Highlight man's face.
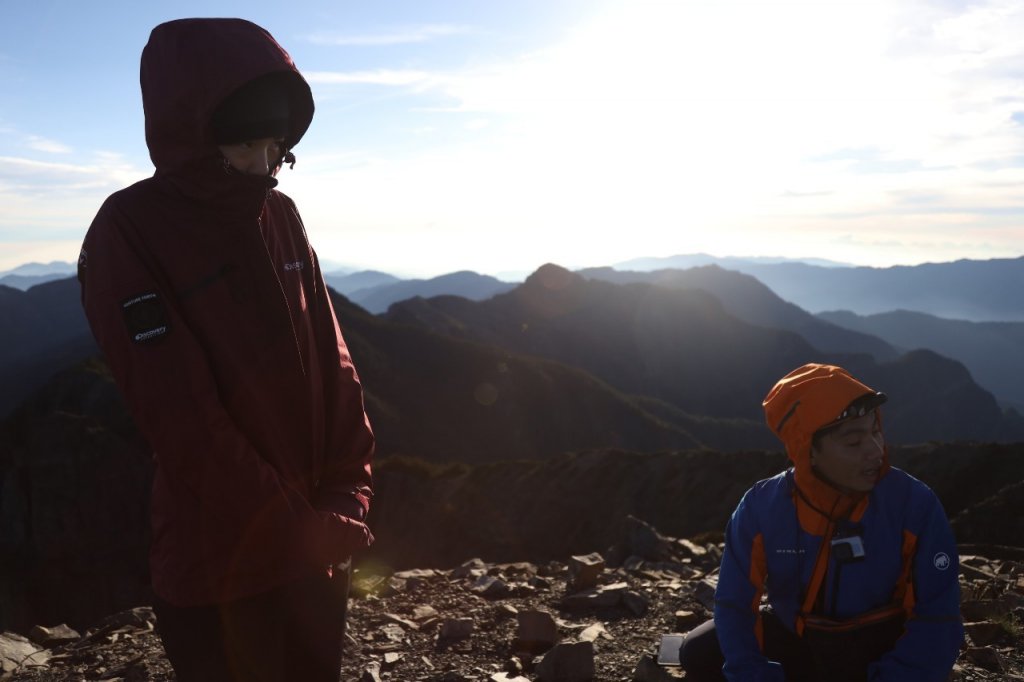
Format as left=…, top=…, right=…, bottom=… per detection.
left=811, top=411, right=885, bottom=493
left=218, top=137, right=284, bottom=176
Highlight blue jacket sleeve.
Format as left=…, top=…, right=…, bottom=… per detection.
left=715, top=486, right=786, bottom=682
left=868, top=487, right=964, bottom=681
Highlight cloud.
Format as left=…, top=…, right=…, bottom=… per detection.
left=0, top=155, right=97, bottom=180
left=306, top=24, right=472, bottom=47
left=285, top=0, right=1024, bottom=273
left=0, top=155, right=141, bottom=192
left=0, top=153, right=149, bottom=245
left=26, top=135, right=71, bottom=154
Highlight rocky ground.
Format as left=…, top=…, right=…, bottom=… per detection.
left=3, top=519, right=1023, bottom=681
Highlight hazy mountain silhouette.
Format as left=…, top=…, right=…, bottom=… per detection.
left=578, top=265, right=898, bottom=361
left=385, top=264, right=1024, bottom=444
left=3, top=265, right=1022, bottom=446
left=615, top=253, right=851, bottom=269
left=322, top=269, right=401, bottom=295
left=613, top=254, right=1024, bottom=322
left=346, top=270, right=517, bottom=314
left=0, top=261, right=77, bottom=291
left=0, top=273, right=75, bottom=290
left=819, top=309, right=1024, bottom=411
left=386, top=264, right=820, bottom=421
left=0, top=261, right=76, bottom=276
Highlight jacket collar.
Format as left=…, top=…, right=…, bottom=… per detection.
left=791, top=457, right=891, bottom=533
left=156, top=155, right=278, bottom=219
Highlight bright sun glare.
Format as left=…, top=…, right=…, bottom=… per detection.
left=294, top=0, right=1022, bottom=275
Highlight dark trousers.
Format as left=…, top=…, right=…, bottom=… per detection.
left=153, top=567, right=350, bottom=682
left=679, top=609, right=903, bottom=682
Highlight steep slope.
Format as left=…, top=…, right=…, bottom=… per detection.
left=580, top=265, right=898, bottom=360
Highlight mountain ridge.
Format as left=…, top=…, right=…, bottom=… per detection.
left=384, top=263, right=1024, bottom=444
left=818, top=308, right=1024, bottom=411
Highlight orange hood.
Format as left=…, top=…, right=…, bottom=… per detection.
left=763, top=363, right=889, bottom=526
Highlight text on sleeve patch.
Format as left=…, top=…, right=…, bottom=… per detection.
left=122, top=292, right=170, bottom=343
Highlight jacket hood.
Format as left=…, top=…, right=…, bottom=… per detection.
left=141, top=18, right=314, bottom=173
left=763, top=363, right=891, bottom=523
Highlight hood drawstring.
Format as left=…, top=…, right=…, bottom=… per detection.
left=283, top=150, right=296, bottom=170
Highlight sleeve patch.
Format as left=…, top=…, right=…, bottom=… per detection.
left=122, top=292, right=170, bottom=343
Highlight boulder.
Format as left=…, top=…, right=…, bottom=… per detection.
left=535, top=641, right=595, bottom=682
left=0, top=632, right=49, bottom=674
left=28, top=623, right=79, bottom=647
left=568, top=553, right=605, bottom=592
left=515, top=609, right=559, bottom=654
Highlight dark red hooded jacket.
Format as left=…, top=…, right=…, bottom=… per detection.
left=78, top=18, right=374, bottom=607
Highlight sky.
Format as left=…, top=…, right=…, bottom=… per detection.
left=1, top=0, right=1022, bottom=279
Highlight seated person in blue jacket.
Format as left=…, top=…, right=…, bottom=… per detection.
left=678, top=363, right=964, bottom=681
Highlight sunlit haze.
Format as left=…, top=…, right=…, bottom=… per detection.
left=2, top=0, right=1022, bottom=277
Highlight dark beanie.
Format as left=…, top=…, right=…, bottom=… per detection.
left=212, top=73, right=291, bottom=145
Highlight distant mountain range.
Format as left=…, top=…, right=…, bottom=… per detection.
left=3, top=254, right=1024, bottom=428
left=382, top=264, right=1024, bottom=445
left=324, top=254, right=1024, bottom=323
left=578, top=265, right=899, bottom=361
left=323, top=269, right=402, bottom=295
left=0, top=261, right=76, bottom=291
left=621, top=255, right=1024, bottom=322
left=818, top=309, right=1024, bottom=411
left=614, top=253, right=853, bottom=269
left=325, top=270, right=517, bottom=314
left=6, top=254, right=1024, bottom=321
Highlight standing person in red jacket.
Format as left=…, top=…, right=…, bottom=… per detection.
left=78, top=18, right=375, bottom=682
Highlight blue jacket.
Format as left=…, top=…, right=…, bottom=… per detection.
left=714, top=466, right=963, bottom=681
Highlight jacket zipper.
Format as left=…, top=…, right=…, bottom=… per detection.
left=258, top=213, right=307, bottom=377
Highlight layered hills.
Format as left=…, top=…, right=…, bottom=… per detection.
left=383, top=264, right=1024, bottom=445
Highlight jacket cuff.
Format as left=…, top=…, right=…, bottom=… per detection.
left=315, top=485, right=371, bottom=521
